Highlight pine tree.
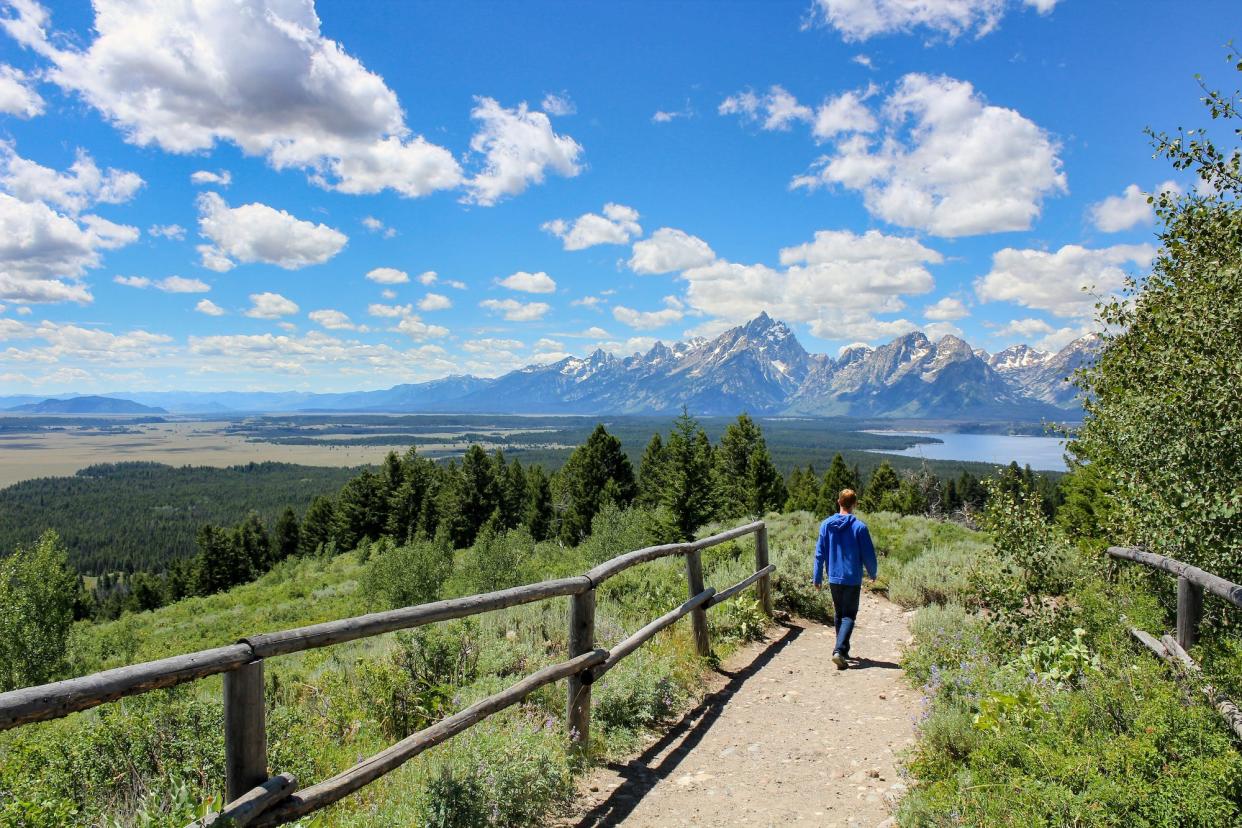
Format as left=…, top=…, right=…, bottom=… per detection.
left=524, top=464, right=555, bottom=541
left=744, top=444, right=786, bottom=518
left=715, top=413, right=785, bottom=518
left=388, top=451, right=435, bottom=542
left=233, top=511, right=272, bottom=573
left=381, top=450, right=404, bottom=499
left=817, top=453, right=859, bottom=515
left=861, top=461, right=900, bottom=512
left=659, top=410, right=719, bottom=540
left=558, top=424, right=636, bottom=543
left=274, top=507, right=300, bottom=562
left=300, top=495, right=338, bottom=555
left=194, top=524, right=250, bottom=595
left=336, top=471, right=389, bottom=550
left=499, top=455, right=528, bottom=530
left=784, top=464, right=820, bottom=512
left=449, top=446, right=501, bottom=548
left=637, top=433, right=668, bottom=509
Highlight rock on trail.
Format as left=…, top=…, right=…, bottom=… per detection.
left=565, top=590, right=917, bottom=827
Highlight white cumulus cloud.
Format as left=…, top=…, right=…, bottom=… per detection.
left=679, top=228, right=942, bottom=342
left=720, top=85, right=812, bottom=131
left=195, top=298, right=225, bottom=316
left=245, top=291, right=299, bottom=319
left=0, top=190, right=138, bottom=304
left=191, top=169, right=231, bottom=187
left=418, top=292, right=451, bottom=311
left=497, top=270, right=557, bottom=294
left=806, top=0, right=1061, bottom=42
left=612, top=298, right=685, bottom=330
left=196, top=192, right=347, bottom=271
left=542, top=202, right=641, bottom=250
left=975, top=243, right=1156, bottom=318
left=1088, top=181, right=1180, bottom=233
left=480, top=298, right=550, bottom=322
left=923, top=296, right=968, bottom=321
left=3, top=0, right=463, bottom=198
left=0, top=63, right=43, bottom=117
left=308, top=308, right=354, bottom=330
left=628, top=227, right=716, bottom=274
left=148, top=223, right=185, bottom=240
left=366, top=267, right=408, bottom=284
left=464, top=97, right=583, bottom=205
left=0, top=142, right=144, bottom=214
left=791, top=73, right=1066, bottom=237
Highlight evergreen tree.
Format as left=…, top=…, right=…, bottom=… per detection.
left=274, top=507, right=300, bottom=562
left=165, top=557, right=195, bottom=603
left=784, top=464, right=820, bottom=513
left=817, top=453, right=859, bottom=515
left=744, top=445, right=786, bottom=518
left=716, top=413, right=785, bottom=518
left=232, top=511, right=271, bottom=574
left=336, top=471, right=389, bottom=550
left=957, top=471, right=987, bottom=511
left=558, top=424, right=637, bottom=543
left=637, top=433, right=668, bottom=509
left=387, top=450, right=435, bottom=542
left=524, top=464, right=555, bottom=541
left=194, top=524, right=250, bottom=595
left=498, top=454, right=528, bottom=530
left=659, top=411, right=719, bottom=540
left=300, top=495, right=338, bottom=555
left=381, top=450, right=405, bottom=498
left=0, top=530, right=78, bottom=691
left=124, top=571, right=164, bottom=613
left=449, top=446, right=502, bottom=548
left=861, top=461, right=900, bottom=512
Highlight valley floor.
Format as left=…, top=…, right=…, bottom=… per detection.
left=564, top=592, right=917, bottom=827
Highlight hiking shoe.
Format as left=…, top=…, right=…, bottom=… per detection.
left=832, top=651, right=848, bottom=670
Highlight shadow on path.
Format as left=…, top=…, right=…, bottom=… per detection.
left=571, top=621, right=805, bottom=828
left=850, top=656, right=901, bottom=671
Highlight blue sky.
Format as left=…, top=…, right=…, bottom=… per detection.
left=0, top=0, right=1233, bottom=393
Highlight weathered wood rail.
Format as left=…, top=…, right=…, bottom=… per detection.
left=0, top=520, right=774, bottom=827
left=1109, top=545, right=1242, bottom=740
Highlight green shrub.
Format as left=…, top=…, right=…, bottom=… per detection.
left=363, top=537, right=453, bottom=610
left=886, top=540, right=988, bottom=608
left=416, top=716, right=573, bottom=827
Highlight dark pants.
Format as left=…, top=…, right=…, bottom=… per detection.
left=829, top=583, right=861, bottom=657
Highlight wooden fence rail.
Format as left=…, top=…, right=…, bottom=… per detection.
left=0, top=520, right=774, bottom=827
left=1109, top=545, right=1242, bottom=741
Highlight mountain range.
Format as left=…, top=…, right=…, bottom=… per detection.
left=0, top=314, right=1096, bottom=420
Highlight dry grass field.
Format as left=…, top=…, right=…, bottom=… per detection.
left=0, top=420, right=532, bottom=487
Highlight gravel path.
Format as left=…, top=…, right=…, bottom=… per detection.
left=565, top=590, right=917, bottom=827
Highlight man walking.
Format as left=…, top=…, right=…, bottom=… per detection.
left=813, top=488, right=877, bottom=669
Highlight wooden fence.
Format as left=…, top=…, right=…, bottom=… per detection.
left=1108, top=545, right=1242, bottom=739
left=0, top=521, right=774, bottom=827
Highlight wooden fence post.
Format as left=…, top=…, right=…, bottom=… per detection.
left=755, top=524, right=772, bottom=616
left=685, top=549, right=711, bottom=657
left=224, top=660, right=267, bottom=802
left=566, top=589, right=596, bottom=756
left=1177, top=575, right=1204, bottom=650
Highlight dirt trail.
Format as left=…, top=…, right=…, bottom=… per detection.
left=565, top=590, right=918, bottom=828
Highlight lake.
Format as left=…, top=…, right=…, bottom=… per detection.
left=865, top=430, right=1069, bottom=471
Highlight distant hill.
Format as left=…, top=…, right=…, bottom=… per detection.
left=6, top=395, right=168, bottom=414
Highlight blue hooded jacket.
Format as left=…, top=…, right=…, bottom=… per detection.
left=813, top=512, right=877, bottom=587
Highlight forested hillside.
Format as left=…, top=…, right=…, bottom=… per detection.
left=0, top=463, right=361, bottom=573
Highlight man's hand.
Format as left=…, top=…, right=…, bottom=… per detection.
left=813, top=582, right=823, bottom=591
